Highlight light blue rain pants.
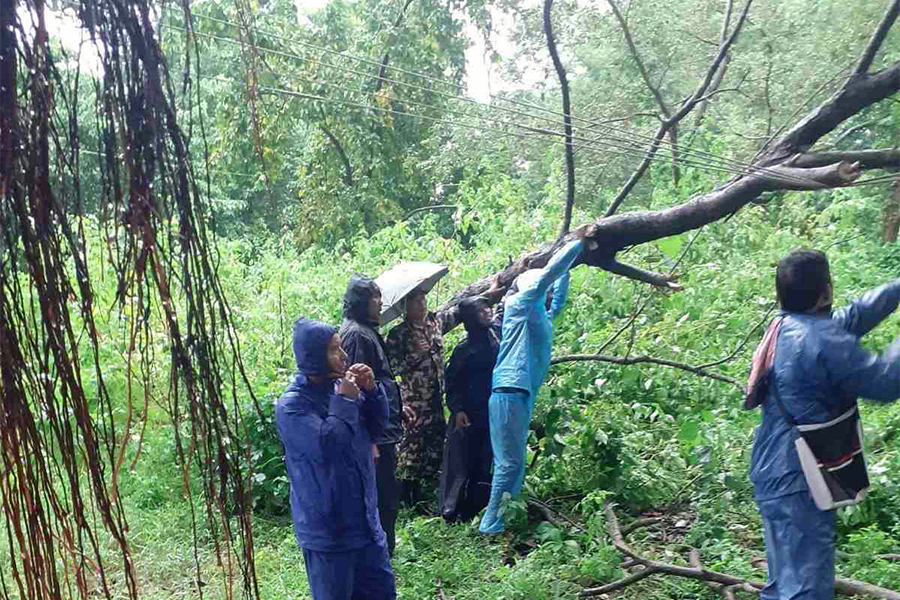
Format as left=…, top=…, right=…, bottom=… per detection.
left=757, top=491, right=835, bottom=600
left=479, top=389, right=532, bottom=534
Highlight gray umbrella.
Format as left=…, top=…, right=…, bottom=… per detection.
left=375, top=261, right=449, bottom=326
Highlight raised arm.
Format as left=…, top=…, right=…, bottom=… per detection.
left=435, top=306, right=461, bottom=336
left=548, top=271, right=570, bottom=319
left=515, top=240, right=583, bottom=309
left=832, top=279, right=900, bottom=337
left=824, top=331, right=900, bottom=403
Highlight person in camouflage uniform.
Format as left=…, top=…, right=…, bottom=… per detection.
left=386, top=280, right=502, bottom=509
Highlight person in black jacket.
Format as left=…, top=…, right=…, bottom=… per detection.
left=441, top=295, right=500, bottom=522
left=339, top=274, right=414, bottom=558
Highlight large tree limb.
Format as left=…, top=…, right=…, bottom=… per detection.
left=766, top=61, right=900, bottom=162
left=791, top=149, right=899, bottom=170
left=440, top=55, right=900, bottom=312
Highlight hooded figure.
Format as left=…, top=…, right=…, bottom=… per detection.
left=275, top=318, right=395, bottom=600
left=339, top=275, right=404, bottom=557
left=480, top=239, right=584, bottom=534
left=440, top=295, right=500, bottom=522
left=748, top=250, right=900, bottom=600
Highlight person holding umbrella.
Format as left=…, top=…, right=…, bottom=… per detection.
left=381, top=264, right=502, bottom=511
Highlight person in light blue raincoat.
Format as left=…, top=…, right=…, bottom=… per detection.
left=276, top=318, right=396, bottom=600
left=480, top=231, right=588, bottom=534
left=749, top=249, right=900, bottom=600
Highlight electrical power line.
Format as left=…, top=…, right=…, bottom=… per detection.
left=170, top=23, right=824, bottom=188
left=169, top=12, right=831, bottom=185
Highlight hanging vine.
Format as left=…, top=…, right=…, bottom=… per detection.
left=0, top=1, right=261, bottom=598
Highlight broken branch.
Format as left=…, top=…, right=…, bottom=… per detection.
left=551, top=353, right=743, bottom=390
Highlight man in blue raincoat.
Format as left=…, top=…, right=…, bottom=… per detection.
left=749, top=249, right=900, bottom=600
left=276, top=318, right=396, bottom=600
left=480, top=229, right=589, bottom=534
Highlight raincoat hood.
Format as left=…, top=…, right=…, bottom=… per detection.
left=459, top=296, right=490, bottom=336
left=514, top=269, right=543, bottom=293
left=292, top=318, right=337, bottom=377
left=343, top=274, right=380, bottom=327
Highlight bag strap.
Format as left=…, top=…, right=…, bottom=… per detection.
left=768, top=368, right=797, bottom=428
left=763, top=317, right=799, bottom=428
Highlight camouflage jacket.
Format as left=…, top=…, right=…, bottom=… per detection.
left=385, top=308, right=460, bottom=412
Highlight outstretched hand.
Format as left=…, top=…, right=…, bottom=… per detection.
left=487, top=274, right=504, bottom=299
left=573, top=223, right=599, bottom=250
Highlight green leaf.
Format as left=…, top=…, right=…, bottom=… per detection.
left=659, top=234, right=683, bottom=258
left=679, top=419, right=700, bottom=443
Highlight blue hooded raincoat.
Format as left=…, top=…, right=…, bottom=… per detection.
left=750, top=280, right=900, bottom=600
left=480, top=239, right=583, bottom=533
left=276, top=318, right=396, bottom=600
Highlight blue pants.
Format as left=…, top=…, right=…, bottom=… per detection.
left=480, top=390, right=532, bottom=534
left=302, top=542, right=396, bottom=600
left=757, top=491, right=835, bottom=600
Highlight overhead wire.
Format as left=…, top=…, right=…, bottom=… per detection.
left=172, top=12, right=828, bottom=186
left=168, top=21, right=827, bottom=188
left=197, top=66, right=817, bottom=189
left=187, top=13, right=870, bottom=189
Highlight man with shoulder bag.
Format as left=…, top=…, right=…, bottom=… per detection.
left=745, top=249, right=900, bottom=600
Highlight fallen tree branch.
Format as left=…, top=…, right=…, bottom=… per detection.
left=527, top=498, right=587, bottom=533
left=584, top=502, right=900, bottom=600
left=751, top=160, right=862, bottom=190
left=592, top=257, right=682, bottom=290
left=620, top=516, right=665, bottom=536
left=550, top=353, right=743, bottom=389
left=579, top=565, right=658, bottom=597
left=439, top=57, right=900, bottom=311
left=587, top=502, right=766, bottom=594
left=791, top=149, right=900, bottom=170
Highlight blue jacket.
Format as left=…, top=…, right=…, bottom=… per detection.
left=276, top=318, right=389, bottom=552
left=491, top=240, right=583, bottom=398
left=750, top=280, right=900, bottom=500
